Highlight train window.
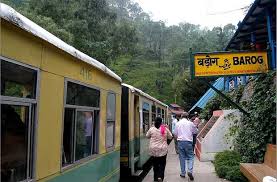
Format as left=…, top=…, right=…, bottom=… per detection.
left=152, top=105, right=156, bottom=122
left=63, top=81, right=100, bottom=167
left=157, top=107, right=161, bottom=117
left=1, top=59, right=37, bottom=99
left=66, top=82, right=100, bottom=108
left=162, top=109, right=165, bottom=121
left=1, top=58, right=37, bottom=182
left=142, top=102, right=150, bottom=133
left=106, top=93, right=116, bottom=149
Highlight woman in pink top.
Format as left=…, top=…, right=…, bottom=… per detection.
left=146, top=117, right=173, bottom=182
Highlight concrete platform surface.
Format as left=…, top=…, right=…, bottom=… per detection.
left=143, top=142, right=228, bottom=182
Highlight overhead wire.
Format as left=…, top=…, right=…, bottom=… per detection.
left=207, top=5, right=250, bottom=15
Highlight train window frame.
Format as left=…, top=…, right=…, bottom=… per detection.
left=157, top=107, right=161, bottom=117
left=66, top=81, right=100, bottom=108
left=61, top=78, right=100, bottom=171
left=105, top=92, right=116, bottom=151
left=1, top=56, right=39, bottom=182
left=162, top=109, right=165, bottom=121
left=142, top=102, right=150, bottom=134
left=151, top=105, right=156, bottom=123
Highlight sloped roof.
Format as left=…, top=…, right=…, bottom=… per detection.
left=225, top=0, right=276, bottom=50
left=0, top=3, right=122, bottom=82
left=189, top=77, right=225, bottom=112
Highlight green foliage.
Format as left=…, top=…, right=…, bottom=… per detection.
left=4, top=82, right=23, bottom=97
left=3, top=0, right=236, bottom=105
left=229, top=85, right=245, bottom=103
left=199, top=93, right=231, bottom=121
left=111, top=55, right=176, bottom=103
left=235, top=72, right=276, bottom=163
left=214, top=151, right=247, bottom=182
left=199, top=83, right=245, bottom=121
left=172, top=72, right=215, bottom=111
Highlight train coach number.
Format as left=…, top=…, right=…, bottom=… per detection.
left=80, top=67, right=92, bottom=80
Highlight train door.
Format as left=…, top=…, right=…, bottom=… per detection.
left=134, top=95, right=140, bottom=157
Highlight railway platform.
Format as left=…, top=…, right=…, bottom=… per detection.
left=143, top=142, right=228, bottom=182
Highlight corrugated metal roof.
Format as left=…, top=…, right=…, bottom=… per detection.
left=0, top=3, right=122, bottom=82
left=225, top=0, right=276, bottom=50
left=189, top=77, right=225, bottom=112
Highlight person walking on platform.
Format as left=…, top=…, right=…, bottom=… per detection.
left=146, top=117, right=173, bottom=182
left=171, top=115, right=179, bottom=154
left=174, top=112, right=197, bottom=181
left=192, top=113, right=200, bottom=153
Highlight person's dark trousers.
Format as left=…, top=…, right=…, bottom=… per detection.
left=152, top=155, right=167, bottom=181
left=192, top=134, right=197, bottom=152
left=174, top=138, right=179, bottom=154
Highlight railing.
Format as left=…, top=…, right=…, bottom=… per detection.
left=197, top=116, right=220, bottom=141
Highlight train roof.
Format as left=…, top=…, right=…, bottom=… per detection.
left=0, top=3, right=122, bottom=82
left=122, top=83, right=168, bottom=108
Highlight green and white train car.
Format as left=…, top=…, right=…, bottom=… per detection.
left=120, top=84, right=168, bottom=177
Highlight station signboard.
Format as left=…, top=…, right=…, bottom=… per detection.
left=192, top=51, right=269, bottom=77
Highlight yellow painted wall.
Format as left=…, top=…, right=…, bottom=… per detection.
left=1, top=20, right=122, bottom=180
left=40, top=44, right=121, bottom=94
left=1, top=21, right=43, bottom=67
left=127, top=93, right=168, bottom=140
left=99, top=91, right=121, bottom=152
left=36, top=71, right=64, bottom=179
left=99, top=91, right=107, bottom=154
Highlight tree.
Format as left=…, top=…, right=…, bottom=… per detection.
left=2, top=0, right=237, bottom=105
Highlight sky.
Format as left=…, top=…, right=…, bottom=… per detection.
left=133, top=0, right=254, bottom=29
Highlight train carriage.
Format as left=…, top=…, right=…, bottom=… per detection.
left=1, top=3, right=121, bottom=182
left=120, top=84, right=168, bottom=177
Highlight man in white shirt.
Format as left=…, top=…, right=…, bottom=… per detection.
left=174, top=112, right=197, bottom=181
left=171, top=115, right=179, bottom=154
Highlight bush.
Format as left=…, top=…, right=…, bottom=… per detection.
left=214, top=151, right=247, bottom=182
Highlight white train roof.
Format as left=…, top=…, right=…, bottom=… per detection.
left=0, top=3, right=122, bottom=82
left=122, top=83, right=168, bottom=108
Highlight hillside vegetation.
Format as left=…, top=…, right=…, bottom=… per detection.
left=3, top=0, right=236, bottom=108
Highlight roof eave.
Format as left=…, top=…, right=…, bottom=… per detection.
left=225, top=0, right=262, bottom=50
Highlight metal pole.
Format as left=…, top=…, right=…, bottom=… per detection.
left=201, top=79, right=249, bottom=116
left=225, top=77, right=230, bottom=92
left=189, top=48, right=194, bottom=80
left=266, top=8, right=276, bottom=70
left=234, top=77, right=238, bottom=88
left=242, top=76, right=247, bottom=85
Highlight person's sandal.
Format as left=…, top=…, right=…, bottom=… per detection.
left=180, top=174, right=186, bottom=178
left=157, top=177, right=162, bottom=182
